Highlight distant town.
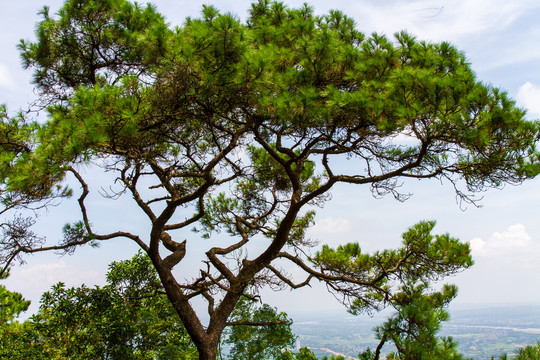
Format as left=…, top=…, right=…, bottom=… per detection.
left=291, top=305, right=540, bottom=359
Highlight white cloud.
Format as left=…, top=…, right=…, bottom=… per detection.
left=311, top=217, right=351, bottom=234
left=517, top=82, right=540, bottom=118
left=460, top=224, right=540, bottom=303
left=0, top=63, right=15, bottom=90
left=3, top=259, right=104, bottom=319
left=5, top=260, right=102, bottom=296
left=348, top=0, right=536, bottom=43
left=469, top=224, right=537, bottom=261
left=469, top=237, right=488, bottom=254
left=22, top=260, right=69, bottom=278
left=16, top=260, right=101, bottom=287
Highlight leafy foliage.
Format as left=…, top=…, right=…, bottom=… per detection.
left=366, top=284, right=469, bottom=360
left=18, top=0, right=168, bottom=98
left=321, top=356, right=346, bottom=360
left=224, top=295, right=296, bottom=360
left=0, top=269, right=38, bottom=359
left=1, top=0, right=538, bottom=358
left=499, top=342, right=540, bottom=360
left=0, top=269, right=30, bottom=325
left=310, top=221, right=472, bottom=315
left=0, top=253, right=305, bottom=359
left=3, top=252, right=197, bottom=360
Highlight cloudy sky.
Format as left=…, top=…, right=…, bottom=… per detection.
left=1, top=0, right=540, bottom=319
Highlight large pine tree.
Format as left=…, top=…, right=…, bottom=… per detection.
left=1, top=1, right=538, bottom=358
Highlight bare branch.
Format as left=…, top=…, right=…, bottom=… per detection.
left=119, top=162, right=157, bottom=222
left=68, top=167, right=148, bottom=250
left=266, top=264, right=312, bottom=289
left=164, top=196, right=205, bottom=231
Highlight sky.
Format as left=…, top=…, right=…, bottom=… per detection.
left=1, top=0, right=540, bottom=320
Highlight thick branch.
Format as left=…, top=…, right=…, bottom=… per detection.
left=374, top=332, right=388, bottom=360
left=162, top=237, right=186, bottom=270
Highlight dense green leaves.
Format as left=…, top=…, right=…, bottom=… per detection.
left=27, top=252, right=196, bottom=360
left=7, top=0, right=538, bottom=207
left=224, top=296, right=296, bottom=360
left=14, top=0, right=537, bottom=177
left=312, top=221, right=472, bottom=314
left=0, top=252, right=197, bottom=359
left=499, top=342, right=540, bottom=360
left=19, top=0, right=168, bottom=96
left=0, top=269, right=30, bottom=325
left=0, top=270, right=39, bottom=359
left=2, top=0, right=539, bottom=358
left=0, top=253, right=309, bottom=359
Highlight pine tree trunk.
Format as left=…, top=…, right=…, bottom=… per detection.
left=195, top=335, right=219, bottom=360
left=197, top=348, right=217, bottom=360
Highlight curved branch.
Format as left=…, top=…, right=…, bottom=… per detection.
left=206, top=218, right=249, bottom=282
left=374, top=332, right=388, bottom=360
left=164, top=196, right=205, bottom=231
left=68, top=167, right=148, bottom=250
left=266, top=264, right=312, bottom=289
left=276, top=252, right=385, bottom=290
left=119, top=162, right=157, bottom=222
left=162, top=237, right=186, bottom=270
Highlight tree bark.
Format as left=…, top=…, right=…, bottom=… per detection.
left=196, top=338, right=219, bottom=360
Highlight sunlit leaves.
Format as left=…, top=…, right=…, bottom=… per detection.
left=224, top=295, right=296, bottom=360
left=371, top=283, right=468, bottom=360
left=28, top=252, right=197, bottom=359
left=19, top=0, right=169, bottom=97
left=0, top=269, right=30, bottom=325
left=312, top=221, right=472, bottom=314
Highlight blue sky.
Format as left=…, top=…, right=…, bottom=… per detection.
left=1, top=0, right=540, bottom=318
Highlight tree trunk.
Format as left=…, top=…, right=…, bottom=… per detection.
left=196, top=339, right=219, bottom=360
